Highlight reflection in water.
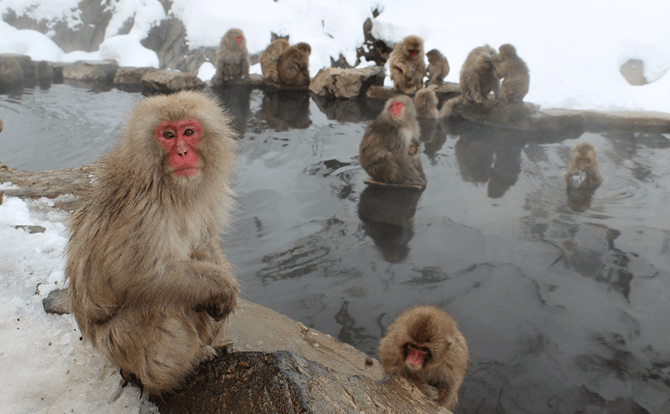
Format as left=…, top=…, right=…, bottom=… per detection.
left=418, top=117, right=449, bottom=164
left=358, top=185, right=423, bottom=263
left=256, top=89, right=311, bottom=131
left=211, top=84, right=251, bottom=136
left=311, top=95, right=380, bottom=123
left=566, top=186, right=598, bottom=212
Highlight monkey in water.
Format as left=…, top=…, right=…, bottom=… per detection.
left=389, top=35, right=426, bottom=95
left=425, top=49, right=449, bottom=87
left=65, top=91, right=240, bottom=395
left=459, top=44, right=500, bottom=105
left=261, top=38, right=290, bottom=84
left=212, top=28, right=250, bottom=85
left=359, top=95, right=427, bottom=188
left=379, top=305, right=470, bottom=410
left=492, top=44, right=530, bottom=103
left=565, top=142, right=603, bottom=190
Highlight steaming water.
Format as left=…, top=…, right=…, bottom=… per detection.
left=1, top=84, right=669, bottom=414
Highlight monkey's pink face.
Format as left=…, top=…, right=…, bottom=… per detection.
left=155, top=119, right=202, bottom=178
left=389, top=101, right=404, bottom=119
left=236, top=35, right=242, bottom=47
left=410, top=50, right=418, bottom=58
left=405, top=343, right=429, bottom=371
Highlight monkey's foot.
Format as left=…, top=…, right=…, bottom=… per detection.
left=120, top=368, right=145, bottom=396
left=364, top=179, right=425, bottom=191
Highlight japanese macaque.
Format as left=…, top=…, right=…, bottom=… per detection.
left=359, top=95, right=426, bottom=187
left=389, top=35, right=426, bottom=94
left=277, top=42, right=312, bottom=88
left=65, top=91, right=240, bottom=395
left=459, top=45, right=500, bottom=105
left=414, top=88, right=440, bottom=119
left=212, top=28, right=250, bottom=85
left=261, top=38, right=290, bottom=84
left=492, top=44, right=530, bottom=103
left=379, top=306, right=469, bottom=410
left=565, top=142, right=603, bottom=190
left=425, top=49, right=449, bottom=86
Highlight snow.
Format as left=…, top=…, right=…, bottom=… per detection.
left=0, top=0, right=668, bottom=111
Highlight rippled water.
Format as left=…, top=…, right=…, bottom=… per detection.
left=2, top=84, right=669, bottom=414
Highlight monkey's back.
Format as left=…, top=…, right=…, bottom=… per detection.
left=261, top=39, right=290, bottom=83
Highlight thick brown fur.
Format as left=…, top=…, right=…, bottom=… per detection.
left=459, top=45, right=500, bottom=105
left=260, top=38, right=290, bottom=84
left=565, top=142, right=603, bottom=189
left=425, top=49, right=449, bottom=86
left=379, top=305, right=469, bottom=410
left=414, top=88, right=440, bottom=118
left=359, top=95, right=426, bottom=187
left=389, top=35, right=426, bottom=94
left=492, top=44, right=530, bottom=103
left=65, top=91, right=240, bottom=395
left=277, top=42, right=311, bottom=88
left=212, top=28, right=250, bottom=85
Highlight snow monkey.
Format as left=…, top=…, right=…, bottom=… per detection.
left=359, top=95, right=426, bottom=187
left=565, top=142, right=603, bottom=190
left=379, top=305, right=470, bottom=410
left=414, top=87, right=440, bottom=119
left=277, top=42, right=312, bottom=88
left=425, top=49, right=450, bottom=86
left=492, top=43, right=530, bottom=103
left=260, top=38, right=290, bottom=84
left=212, top=28, right=250, bottom=85
left=65, top=90, right=240, bottom=395
left=389, top=35, right=426, bottom=94
left=459, top=44, right=500, bottom=105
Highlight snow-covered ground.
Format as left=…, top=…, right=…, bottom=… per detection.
left=1, top=1, right=669, bottom=412
left=1, top=0, right=669, bottom=112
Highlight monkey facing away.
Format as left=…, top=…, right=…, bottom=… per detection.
left=261, top=38, right=290, bottom=84
left=277, top=42, right=312, bottom=88
left=389, top=35, right=426, bottom=94
left=379, top=305, right=470, bottom=410
left=212, top=28, right=250, bottom=85
left=565, top=142, right=603, bottom=190
left=493, top=44, right=530, bottom=103
left=414, top=87, right=440, bottom=119
left=425, top=49, right=449, bottom=87
left=459, top=45, right=500, bottom=105
left=65, top=90, right=240, bottom=395
left=359, top=95, right=426, bottom=188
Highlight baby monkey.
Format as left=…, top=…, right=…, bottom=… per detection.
left=379, top=305, right=469, bottom=410
left=565, top=142, right=603, bottom=190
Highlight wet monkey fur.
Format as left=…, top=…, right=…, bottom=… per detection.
left=65, top=91, right=240, bottom=395
left=379, top=306, right=470, bottom=410
left=565, top=142, right=603, bottom=189
left=359, top=95, right=426, bottom=187
left=212, top=28, right=250, bottom=84
left=389, top=35, right=426, bottom=94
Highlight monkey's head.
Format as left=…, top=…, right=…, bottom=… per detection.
left=403, top=35, right=424, bottom=59
left=226, top=28, right=246, bottom=48
left=384, top=95, right=417, bottom=124
left=295, top=42, right=312, bottom=55
left=572, top=143, right=598, bottom=170
left=426, top=49, right=440, bottom=64
left=401, top=306, right=454, bottom=372
left=499, top=43, right=517, bottom=58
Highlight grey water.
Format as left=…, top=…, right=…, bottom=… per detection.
left=1, top=84, right=670, bottom=414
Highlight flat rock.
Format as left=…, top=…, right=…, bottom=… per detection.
left=365, top=83, right=460, bottom=102
left=42, top=288, right=69, bottom=315
left=309, top=66, right=385, bottom=99
left=141, top=69, right=205, bottom=94
left=113, top=66, right=158, bottom=86
left=210, top=73, right=265, bottom=88
left=62, top=60, right=118, bottom=83
left=542, top=108, right=670, bottom=133
left=152, top=351, right=452, bottom=414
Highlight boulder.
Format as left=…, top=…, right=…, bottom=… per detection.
left=309, top=66, right=385, bottom=99
left=141, top=69, right=205, bottom=94
left=113, top=67, right=158, bottom=91
left=62, top=60, right=119, bottom=83
left=0, top=54, right=25, bottom=89
left=620, top=59, right=646, bottom=86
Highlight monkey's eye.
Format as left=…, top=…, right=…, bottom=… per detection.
left=163, top=131, right=175, bottom=139
left=184, top=128, right=194, bottom=136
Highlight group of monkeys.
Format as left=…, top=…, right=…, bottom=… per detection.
left=60, top=28, right=604, bottom=412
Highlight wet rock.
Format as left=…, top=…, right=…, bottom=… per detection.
left=113, top=67, right=158, bottom=91
left=152, top=351, right=452, bottom=414
left=619, top=59, right=646, bottom=86
left=366, top=83, right=460, bottom=104
left=42, top=289, right=69, bottom=315
left=542, top=108, right=670, bottom=133
left=15, top=225, right=46, bottom=234
left=309, top=66, right=386, bottom=99
left=35, top=61, right=54, bottom=83
left=62, top=60, right=119, bottom=83
left=141, top=69, right=205, bottom=94
left=0, top=54, right=25, bottom=89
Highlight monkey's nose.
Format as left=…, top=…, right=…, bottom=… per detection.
left=176, top=141, right=189, bottom=156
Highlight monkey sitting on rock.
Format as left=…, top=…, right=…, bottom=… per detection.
left=212, top=28, right=250, bottom=85
left=261, top=39, right=312, bottom=89
left=492, top=43, right=530, bottom=104
left=359, top=95, right=426, bottom=189
left=389, top=35, right=426, bottom=95
left=459, top=44, right=500, bottom=105
left=425, top=49, right=450, bottom=87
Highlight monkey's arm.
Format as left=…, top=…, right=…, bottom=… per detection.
left=393, top=62, right=411, bottom=78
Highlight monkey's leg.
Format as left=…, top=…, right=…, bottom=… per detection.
left=98, top=309, right=217, bottom=395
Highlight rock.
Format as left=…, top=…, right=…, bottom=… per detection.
left=0, top=118, right=3, bottom=133
left=152, top=351, right=452, bottom=414
left=42, top=289, right=69, bottom=316
left=356, top=17, right=393, bottom=66
left=3, top=54, right=36, bottom=81
left=365, top=83, right=460, bottom=103
left=35, top=61, right=54, bottom=82
left=15, top=225, right=46, bottom=234
left=141, top=69, right=205, bottom=94
left=620, top=59, right=646, bottom=86
left=210, top=73, right=265, bottom=88
left=113, top=67, right=158, bottom=91
left=62, top=60, right=119, bottom=83
left=542, top=108, right=670, bottom=133
left=0, top=54, right=25, bottom=90
left=309, top=66, right=386, bottom=99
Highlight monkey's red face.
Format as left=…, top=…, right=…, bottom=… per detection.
left=410, top=50, right=418, bottom=58
left=389, top=101, right=404, bottom=119
left=236, top=35, right=242, bottom=47
left=155, top=119, right=202, bottom=178
left=405, top=343, right=429, bottom=370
